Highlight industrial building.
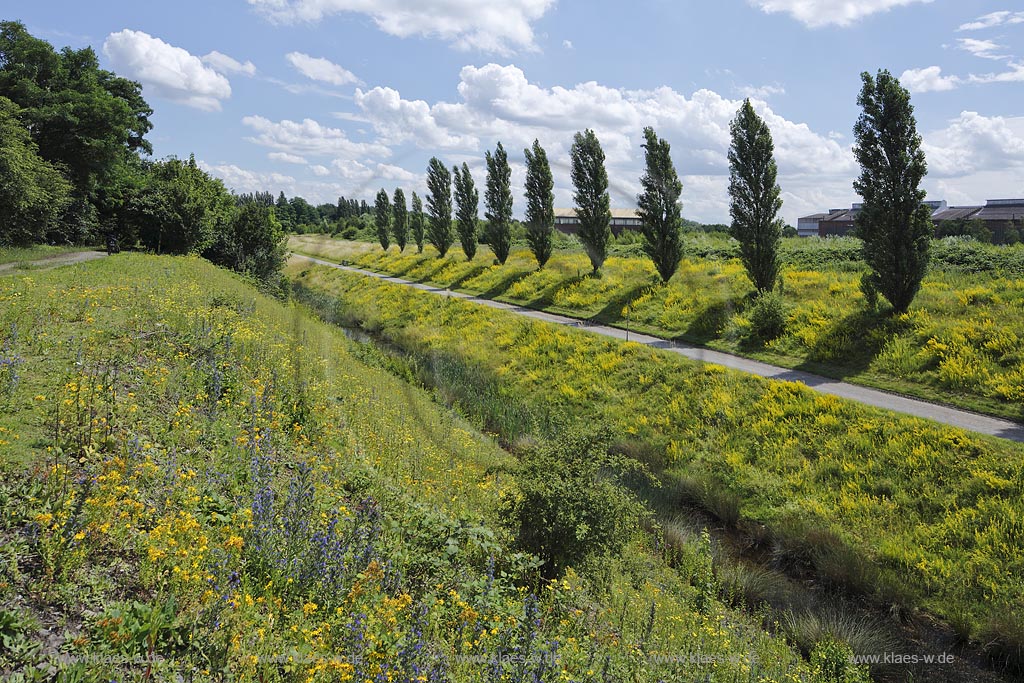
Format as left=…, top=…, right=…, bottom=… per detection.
left=554, top=208, right=644, bottom=236
left=797, top=198, right=1024, bottom=242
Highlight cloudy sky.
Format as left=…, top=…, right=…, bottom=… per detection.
left=9, top=0, right=1024, bottom=224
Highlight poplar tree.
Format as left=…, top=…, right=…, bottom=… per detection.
left=426, top=157, right=454, bottom=257
left=524, top=139, right=555, bottom=268
left=853, top=69, right=932, bottom=314
left=728, top=99, right=784, bottom=294
left=636, top=127, right=684, bottom=283
left=570, top=129, right=611, bottom=273
left=485, top=142, right=513, bottom=265
left=374, top=188, right=391, bottom=251
left=392, top=187, right=408, bottom=252
left=453, top=162, right=479, bottom=261
left=411, top=191, right=425, bottom=253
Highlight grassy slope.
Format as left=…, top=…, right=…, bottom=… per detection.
left=0, top=255, right=832, bottom=682
left=289, top=235, right=1024, bottom=423
left=287, top=259, right=1024, bottom=657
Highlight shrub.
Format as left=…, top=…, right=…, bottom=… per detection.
left=809, top=636, right=872, bottom=683
left=749, top=291, right=787, bottom=342
left=504, top=428, right=649, bottom=578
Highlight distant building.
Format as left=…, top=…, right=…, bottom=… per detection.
left=798, top=209, right=844, bottom=237
left=554, top=208, right=643, bottom=236
left=797, top=198, right=1023, bottom=242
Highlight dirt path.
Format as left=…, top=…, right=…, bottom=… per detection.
left=0, top=250, right=107, bottom=274
left=292, top=253, right=1024, bottom=443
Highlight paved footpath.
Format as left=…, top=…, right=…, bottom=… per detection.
left=292, top=253, right=1024, bottom=443
left=0, top=250, right=107, bottom=274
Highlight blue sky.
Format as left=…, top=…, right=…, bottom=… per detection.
left=7, top=0, right=1024, bottom=224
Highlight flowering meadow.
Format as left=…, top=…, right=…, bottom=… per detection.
left=0, top=254, right=854, bottom=681
left=289, top=235, right=1024, bottom=422
left=287, top=258, right=1024, bottom=670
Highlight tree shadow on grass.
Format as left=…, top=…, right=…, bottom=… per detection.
left=590, top=280, right=659, bottom=325
left=522, top=274, right=588, bottom=309
left=478, top=269, right=533, bottom=299
left=448, top=263, right=489, bottom=290
left=793, top=307, right=907, bottom=379
left=682, top=297, right=747, bottom=344
left=390, top=254, right=434, bottom=278
left=413, top=258, right=458, bottom=285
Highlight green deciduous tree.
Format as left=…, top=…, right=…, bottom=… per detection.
left=374, top=188, right=391, bottom=251
left=426, top=158, right=453, bottom=257
left=853, top=69, right=933, bottom=314
left=135, top=155, right=234, bottom=255
left=411, top=191, right=425, bottom=253
left=0, top=96, right=73, bottom=247
left=728, top=99, right=784, bottom=294
left=484, top=142, right=513, bottom=265
left=636, top=127, right=684, bottom=283
left=392, top=187, right=408, bottom=252
left=204, top=200, right=287, bottom=288
left=523, top=139, right=555, bottom=268
left=453, top=162, right=479, bottom=261
left=570, top=129, right=611, bottom=273
left=0, top=21, right=153, bottom=243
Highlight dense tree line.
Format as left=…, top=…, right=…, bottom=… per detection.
left=0, top=22, right=288, bottom=291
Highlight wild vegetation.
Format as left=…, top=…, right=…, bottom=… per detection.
left=287, top=258, right=1024, bottom=673
left=0, top=254, right=862, bottom=681
left=291, top=234, right=1024, bottom=422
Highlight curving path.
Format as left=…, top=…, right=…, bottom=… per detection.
left=292, top=253, right=1024, bottom=443
left=0, top=250, right=107, bottom=275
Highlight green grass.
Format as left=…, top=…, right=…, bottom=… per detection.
left=287, top=258, right=1024, bottom=671
left=290, top=234, right=1024, bottom=422
left=0, top=254, right=840, bottom=681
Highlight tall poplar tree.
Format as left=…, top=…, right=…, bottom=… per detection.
left=485, top=142, right=513, bottom=265
left=570, top=129, right=611, bottom=273
left=374, top=188, right=391, bottom=251
left=411, top=191, right=425, bottom=253
left=853, top=69, right=932, bottom=314
left=524, top=139, right=555, bottom=268
left=453, top=162, right=479, bottom=261
left=636, top=127, right=684, bottom=283
left=392, top=187, right=408, bottom=252
left=425, top=157, right=453, bottom=257
left=728, top=99, right=784, bottom=294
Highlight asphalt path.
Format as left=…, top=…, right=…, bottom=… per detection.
left=292, top=252, right=1024, bottom=443
left=0, top=250, right=107, bottom=274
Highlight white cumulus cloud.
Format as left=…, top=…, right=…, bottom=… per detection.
left=198, top=161, right=297, bottom=194
left=900, top=66, right=962, bottom=92
left=242, top=115, right=390, bottom=159
left=248, top=0, right=555, bottom=53
left=202, top=50, right=257, bottom=76
left=922, top=112, right=1024, bottom=178
left=749, top=0, right=932, bottom=28
left=103, top=30, right=231, bottom=111
left=286, top=52, right=362, bottom=86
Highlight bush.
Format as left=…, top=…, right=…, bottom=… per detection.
left=749, top=291, right=787, bottom=342
left=503, top=428, right=649, bottom=578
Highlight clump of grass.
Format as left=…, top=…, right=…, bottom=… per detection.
left=783, top=603, right=895, bottom=661
left=716, top=560, right=793, bottom=609
left=980, top=603, right=1024, bottom=675
left=674, top=473, right=742, bottom=528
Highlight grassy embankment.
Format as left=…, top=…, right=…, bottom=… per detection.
left=288, top=258, right=1024, bottom=671
left=289, top=234, right=1024, bottom=423
left=0, top=254, right=849, bottom=681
